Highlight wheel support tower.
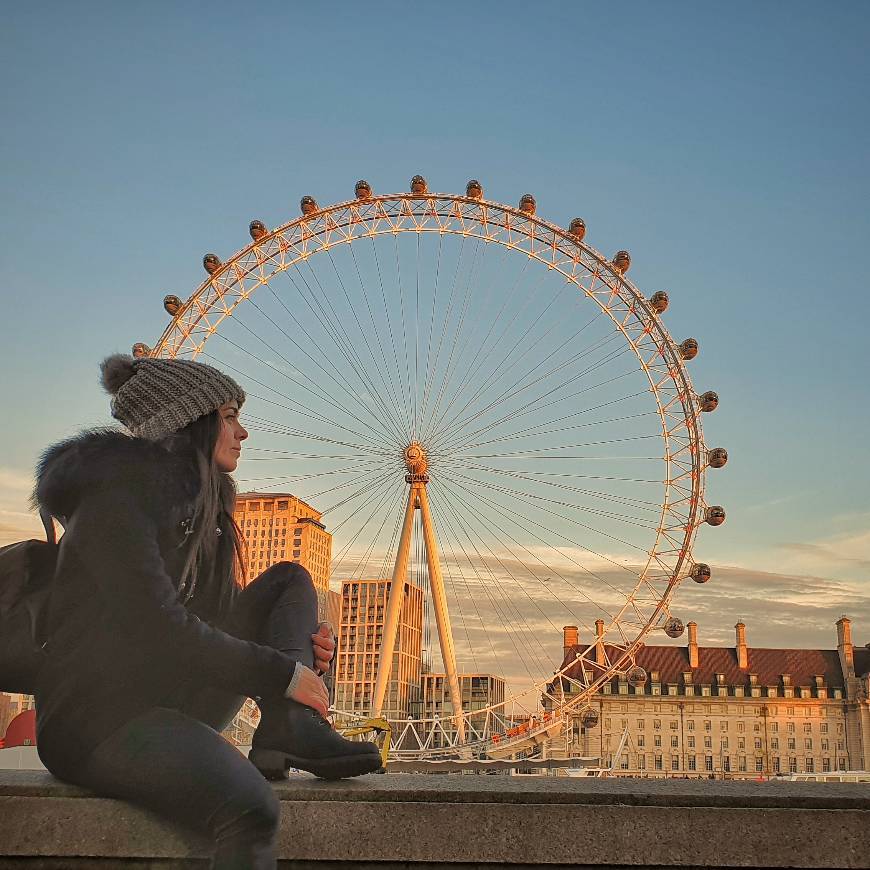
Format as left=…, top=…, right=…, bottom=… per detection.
left=371, top=443, right=466, bottom=743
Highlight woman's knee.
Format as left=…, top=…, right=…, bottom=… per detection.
left=267, top=562, right=317, bottom=607
left=268, top=560, right=314, bottom=589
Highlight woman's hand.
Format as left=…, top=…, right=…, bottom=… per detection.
left=287, top=664, right=329, bottom=717
left=311, top=622, right=336, bottom=675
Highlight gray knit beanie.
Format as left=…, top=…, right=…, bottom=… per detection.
left=99, top=354, right=245, bottom=440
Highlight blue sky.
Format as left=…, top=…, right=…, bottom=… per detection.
left=1, top=1, right=868, bottom=654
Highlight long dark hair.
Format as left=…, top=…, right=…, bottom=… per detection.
left=163, top=410, right=244, bottom=621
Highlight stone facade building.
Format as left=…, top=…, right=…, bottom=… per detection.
left=543, top=617, right=869, bottom=778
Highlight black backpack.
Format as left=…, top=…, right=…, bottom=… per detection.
left=0, top=511, right=58, bottom=694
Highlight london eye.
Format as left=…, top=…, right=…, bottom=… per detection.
left=142, top=176, right=726, bottom=759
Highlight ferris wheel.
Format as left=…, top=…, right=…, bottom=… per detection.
left=141, top=176, right=726, bottom=759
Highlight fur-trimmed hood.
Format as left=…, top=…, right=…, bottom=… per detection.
left=33, top=428, right=200, bottom=524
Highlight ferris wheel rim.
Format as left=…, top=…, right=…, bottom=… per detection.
left=148, top=188, right=716, bottom=754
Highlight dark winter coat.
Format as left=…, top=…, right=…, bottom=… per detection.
left=33, top=429, right=296, bottom=778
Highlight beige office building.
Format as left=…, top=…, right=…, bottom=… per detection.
left=334, top=578, right=424, bottom=720
left=233, top=492, right=332, bottom=620
left=541, top=617, right=870, bottom=778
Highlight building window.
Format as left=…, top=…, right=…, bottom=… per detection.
left=738, top=756, right=747, bottom=772
left=722, top=756, right=730, bottom=772
left=688, top=756, right=697, bottom=771
left=721, top=737, right=729, bottom=749
left=788, top=738, right=796, bottom=750
left=754, top=738, right=762, bottom=750
left=756, top=758, right=764, bottom=773
left=687, top=736, right=696, bottom=748
left=805, top=739, right=813, bottom=750
left=654, top=719, right=661, bottom=730
left=704, top=736, right=712, bottom=749
left=821, top=739, right=829, bottom=751
left=787, top=722, right=795, bottom=733
left=654, top=735, right=662, bottom=748
left=671, top=755, right=679, bottom=771
left=771, top=738, right=779, bottom=750
left=638, top=755, right=646, bottom=770
left=773, top=757, right=780, bottom=773
left=806, top=758, right=814, bottom=773
left=637, top=735, right=645, bottom=748
left=637, top=719, right=645, bottom=730
left=803, top=723, right=812, bottom=734
left=654, top=755, right=663, bottom=770
left=737, top=722, right=745, bottom=733
left=789, top=758, right=798, bottom=773
left=820, top=723, right=828, bottom=734
left=704, top=720, right=711, bottom=732
left=822, top=758, right=831, bottom=772
left=838, top=758, right=846, bottom=771
left=720, top=721, right=728, bottom=732
left=705, top=756, right=713, bottom=772
left=671, top=735, right=679, bottom=748
left=687, top=720, right=695, bottom=731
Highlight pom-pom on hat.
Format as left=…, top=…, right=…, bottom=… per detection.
left=99, top=354, right=245, bottom=440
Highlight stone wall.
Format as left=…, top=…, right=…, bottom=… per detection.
left=2, top=770, right=870, bottom=868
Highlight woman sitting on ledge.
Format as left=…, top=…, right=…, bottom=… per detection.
left=33, top=354, right=381, bottom=869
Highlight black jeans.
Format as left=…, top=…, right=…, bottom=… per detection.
left=67, top=562, right=319, bottom=870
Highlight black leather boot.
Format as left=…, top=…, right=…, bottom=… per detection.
left=249, top=701, right=382, bottom=780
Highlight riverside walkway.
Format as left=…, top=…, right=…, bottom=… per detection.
left=1, top=770, right=869, bottom=868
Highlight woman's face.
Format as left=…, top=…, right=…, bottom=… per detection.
left=214, top=401, right=248, bottom=472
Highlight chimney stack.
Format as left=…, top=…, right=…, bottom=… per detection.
left=563, top=625, right=579, bottom=658
left=735, top=621, right=748, bottom=669
left=687, top=621, right=699, bottom=669
left=595, top=619, right=606, bottom=666
left=837, top=616, right=855, bottom=678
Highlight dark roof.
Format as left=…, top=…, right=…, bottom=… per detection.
left=558, top=643, right=846, bottom=689
left=854, top=646, right=870, bottom=678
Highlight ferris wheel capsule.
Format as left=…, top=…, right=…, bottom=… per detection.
left=203, top=254, right=222, bottom=275
left=707, top=447, right=728, bottom=468
left=679, top=338, right=699, bottom=360
left=698, top=391, right=719, bottom=412
left=519, top=194, right=536, bottom=215
left=664, top=617, right=685, bottom=638
left=612, top=250, right=631, bottom=274
left=410, top=175, right=428, bottom=194
left=649, top=291, right=669, bottom=313
left=300, top=196, right=318, bottom=215
left=627, top=665, right=647, bottom=688
left=580, top=707, right=599, bottom=729
left=131, top=342, right=151, bottom=359
left=568, top=217, right=586, bottom=241
left=355, top=179, right=373, bottom=200
left=249, top=220, right=268, bottom=241
left=465, top=179, right=483, bottom=199
left=705, top=506, right=726, bottom=526
left=690, top=562, right=712, bottom=583
left=163, top=295, right=183, bottom=316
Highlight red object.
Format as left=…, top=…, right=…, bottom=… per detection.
left=4, top=709, right=36, bottom=748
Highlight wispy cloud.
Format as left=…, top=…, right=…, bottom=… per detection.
left=0, top=467, right=39, bottom=545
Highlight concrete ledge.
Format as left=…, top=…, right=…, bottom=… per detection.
left=2, top=771, right=870, bottom=868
